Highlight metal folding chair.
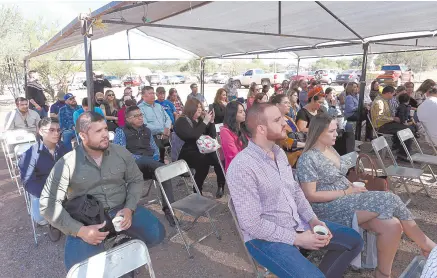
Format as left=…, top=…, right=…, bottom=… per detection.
left=371, top=136, right=430, bottom=205
left=215, top=146, right=226, bottom=177
left=421, top=124, right=437, bottom=156
left=154, top=160, right=221, bottom=258
left=397, top=128, right=437, bottom=183
left=66, top=239, right=156, bottom=278
left=367, top=113, right=393, bottom=158
left=228, top=198, right=269, bottom=277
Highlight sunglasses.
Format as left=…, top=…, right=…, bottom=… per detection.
left=107, top=94, right=115, bottom=97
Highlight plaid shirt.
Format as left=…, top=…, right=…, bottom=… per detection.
left=226, top=141, right=316, bottom=245
left=389, top=96, right=400, bottom=117
left=172, top=99, right=183, bottom=115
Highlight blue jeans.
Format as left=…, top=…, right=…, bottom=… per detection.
left=32, top=107, right=47, bottom=118
left=64, top=205, right=165, bottom=271
left=29, top=194, right=45, bottom=223
left=246, top=221, right=363, bottom=278
left=62, top=129, right=76, bottom=152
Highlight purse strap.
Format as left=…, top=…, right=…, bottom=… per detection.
left=355, top=153, right=378, bottom=179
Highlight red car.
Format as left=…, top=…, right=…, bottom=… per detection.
left=290, top=71, right=315, bottom=82
left=123, top=77, right=141, bottom=87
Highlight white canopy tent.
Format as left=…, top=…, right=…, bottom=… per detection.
left=25, top=1, right=437, bottom=138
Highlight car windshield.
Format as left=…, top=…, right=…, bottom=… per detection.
left=381, top=65, right=401, bottom=71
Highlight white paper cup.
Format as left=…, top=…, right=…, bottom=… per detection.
left=313, top=225, right=329, bottom=236
left=112, top=216, right=124, bottom=232
left=410, top=110, right=415, bottom=117
left=352, top=181, right=366, bottom=188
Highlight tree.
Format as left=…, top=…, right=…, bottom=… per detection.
left=374, top=51, right=437, bottom=72
left=96, top=61, right=133, bottom=78
left=350, top=57, right=362, bottom=68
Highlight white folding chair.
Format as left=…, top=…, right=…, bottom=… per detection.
left=108, top=131, right=115, bottom=142
left=421, top=124, right=437, bottom=156
left=397, top=128, right=437, bottom=183
left=367, top=113, right=393, bottom=158
left=228, top=198, right=269, bottom=277
left=66, top=239, right=155, bottom=278
left=3, top=130, right=36, bottom=193
left=215, top=146, right=226, bottom=178
left=371, top=136, right=430, bottom=205
left=154, top=160, right=221, bottom=258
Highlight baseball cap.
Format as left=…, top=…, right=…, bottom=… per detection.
left=190, top=83, right=198, bottom=88
left=64, top=93, right=75, bottom=100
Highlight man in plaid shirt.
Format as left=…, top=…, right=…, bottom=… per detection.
left=226, top=103, right=363, bottom=278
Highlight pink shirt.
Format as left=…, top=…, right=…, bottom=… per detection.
left=220, top=126, right=247, bottom=172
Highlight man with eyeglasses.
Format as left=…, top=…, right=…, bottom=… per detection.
left=138, top=86, right=172, bottom=163
left=59, top=93, right=81, bottom=151
left=5, top=97, right=40, bottom=133
left=113, top=105, right=176, bottom=226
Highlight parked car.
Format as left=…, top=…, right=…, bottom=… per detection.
left=375, top=64, right=414, bottom=87
left=314, top=69, right=339, bottom=85
left=185, top=75, right=199, bottom=83
left=106, top=75, right=122, bottom=87
left=163, top=75, right=181, bottom=85
left=334, top=69, right=361, bottom=85
left=233, top=68, right=286, bottom=88
left=284, top=70, right=297, bottom=80
left=211, top=72, right=229, bottom=84
left=150, top=74, right=165, bottom=85
left=123, top=77, right=141, bottom=87
left=204, top=74, right=213, bottom=83
left=175, top=75, right=186, bottom=84
left=290, top=71, right=315, bottom=82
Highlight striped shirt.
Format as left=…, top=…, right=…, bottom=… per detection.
left=226, top=140, right=316, bottom=245
left=389, top=96, right=400, bottom=117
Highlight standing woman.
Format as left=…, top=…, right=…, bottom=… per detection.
left=103, top=90, right=119, bottom=131
left=211, top=88, right=228, bottom=124
left=370, top=80, right=380, bottom=102
left=246, top=82, right=259, bottom=110
left=415, top=79, right=436, bottom=106
left=174, top=99, right=226, bottom=198
left=220, top=101, right=249, bottom=172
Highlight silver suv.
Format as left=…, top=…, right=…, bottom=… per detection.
left=314, top=69, right=339, bottom=85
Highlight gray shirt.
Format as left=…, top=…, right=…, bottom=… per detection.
left=40, top=143, right=144, bottom=236
left=187, top=92, right=206, bottom=105
left=4, top=109, right=40, bottom=133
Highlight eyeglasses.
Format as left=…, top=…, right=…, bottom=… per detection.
left=128, top=113, right=143, bottom=119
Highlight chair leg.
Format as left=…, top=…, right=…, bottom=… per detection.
left=27, top=192, right=38, bottom=246
left=152, top=181, right=163, bottom=207
left=173, top=216, right=193, bottom=258
left=401, top=178, right=413, bottom=205
left=205, top=210, right=221, bottom=240
left=426, top=165, right=437, bottom=184
left=418, top=176, right=431, bottom=197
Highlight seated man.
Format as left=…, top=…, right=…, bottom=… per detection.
left=138, top=86, right=172, bottom=163
left=19, top=117, right=66, bottom=241
left=371, top=86, right=414, bottom=160
left=155, top=87, right=177, bottom=125
left=73, top=97, right=105, bottom=126
left=226, top=103, right=363, bottom=278
left=418, top=86, right=437, bottom=146
left=40, top=111, right=165, bottom=271
left=49, top=91, right=66, bottom=119
left=4, top=97, right=40, bottom=133
left=113, top=105, right=175, bottom=226
left=58, top=93, right=81, bottom=151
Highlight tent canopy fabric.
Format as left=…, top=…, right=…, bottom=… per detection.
left=26, top=1, right=437, bottom=60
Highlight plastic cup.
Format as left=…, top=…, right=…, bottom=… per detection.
left=112, top=216, right=124, bottom=232
left=313, top=225, right=329, bottom=236
left=352, top=181, right=366, bottom=188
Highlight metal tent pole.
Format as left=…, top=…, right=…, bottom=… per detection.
left=126, top=30, right=132, bottom=60
left=24, top=60, right=28, bottom=99
left=81, top=14, right=94, bottom=110
left=296, top=58, right=300, bottom=76
left=356, top=42, right=369, bottom=140
left=200, top=58, right=205, bottom=96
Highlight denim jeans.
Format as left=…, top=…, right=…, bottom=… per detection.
left=245, top=221, right=363, bottom=278
left=29, top=194, right=45, bottom=223
left=135, top=156, right=175, bottom=210
left=62, top=129, right=76, bottom=152
left=32, top=107, right=47, bottom=118
left=64, top=205, right=165, bottom=271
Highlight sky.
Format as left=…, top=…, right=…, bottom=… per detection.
left=11, top=1, right=332, bottom=66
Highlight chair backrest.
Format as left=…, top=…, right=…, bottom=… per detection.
left=169, top=131, right=185, bottom=162
left=14, top=142, right=35, bottom=159
left=397, top=128, right=414, bottom=142
left=371, top=136, right=397, bottom=170
left=108, top=131, right=115, bottom=142
left=397, top=128, right=423, bottom=160
left=421, top=124, right=437, bottom=155
left=4, top=130, right=36, bottom=146
left=66, top=239, right=155, bottom=278
left=155, top=159, right=191, bottom=183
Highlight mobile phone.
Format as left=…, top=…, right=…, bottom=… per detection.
left=208, top=104, right=213, bottom=112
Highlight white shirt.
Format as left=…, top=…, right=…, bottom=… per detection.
left=417, top=96, right=437, bottom=146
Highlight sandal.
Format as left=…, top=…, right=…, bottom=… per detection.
left=374, top=267, right=391, bottom=278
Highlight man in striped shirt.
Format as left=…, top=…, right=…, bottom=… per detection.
left=226, top=103, right=363, bottom=278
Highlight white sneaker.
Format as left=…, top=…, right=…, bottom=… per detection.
left=37, top=219, right=48, bottom=226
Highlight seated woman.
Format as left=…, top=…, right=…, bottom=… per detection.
left=18, top=117, right=67, bottom=242
left=296, top=113, right=436, bottom=278
left=103, top=90, right=119, bottom=131
left=253, top=92, right=268, bottom=105
left=296, top=86, right=326, bottom=133
left=211, top=88, right=227, bottom=124
left=287, top=88, right=301, bottom=121
left=220, top=102, right=249, bottom=172
left=271, top=94, right=305, bottom=167
left=246, top=82, right=259, bottom=110
left=174, top=99, right=226, bottom=198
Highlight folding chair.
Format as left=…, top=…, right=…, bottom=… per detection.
left=108, top=131, right=115, bottom=142
left=228, top=198, right=269, bottom=277
left=421, top=124, right=437, bottom=156
left=215, top=146, right=226, bottom=177
left=154, top=160, right=221, bottom=258
left=3, top=130, right=36, bottom=193
left=397, top=128, right=437, bottom=183
left=367, top=113, right=393, bottom=158
left=66, top=239, right=156, bottom=278
left=371, top=136, right=430, bottom=205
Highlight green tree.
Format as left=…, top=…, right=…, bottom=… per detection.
left=97, top=61, right=133, bottom=78
left=374, top=51, right=437, bottom=72
left=350, top=57, right=362, bottom=68
left=335, top=59, right=350, bottom=70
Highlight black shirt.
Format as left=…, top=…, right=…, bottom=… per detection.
left=212, top=103, right=226, bottom=124
left=83, top=79, right=112, bottom=94
left=296, top=108, right=315, bottom=128
left=26, top=81, right=46, bottom=108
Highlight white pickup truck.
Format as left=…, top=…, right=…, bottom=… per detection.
left=232, top=68, right=286, bottom=88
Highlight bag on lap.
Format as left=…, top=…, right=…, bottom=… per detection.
left=347, top=154, right=389, bottom=191
left=196, top=135, right=220, bottom=154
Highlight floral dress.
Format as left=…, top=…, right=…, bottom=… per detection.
left=296, top=148, right=413, bottom=227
